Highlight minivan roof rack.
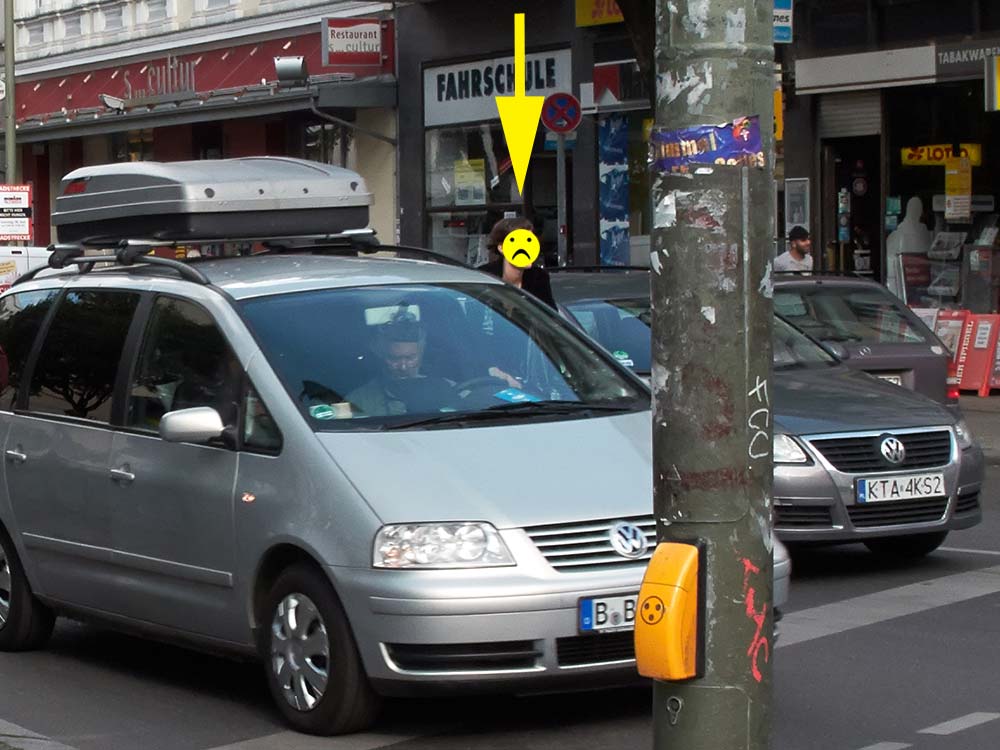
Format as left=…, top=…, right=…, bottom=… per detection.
left=12, top=240, right=211, bottom=287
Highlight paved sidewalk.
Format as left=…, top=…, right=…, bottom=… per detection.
left=960, top=395, right=1000, bottom=463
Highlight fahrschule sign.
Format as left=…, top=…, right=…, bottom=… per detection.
left=936, top=37, right=1000, bottom=80
left=423, top=48, right=571, bottom=127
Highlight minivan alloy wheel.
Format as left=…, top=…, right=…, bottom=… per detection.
left=270, top=593, right=330, bottom=711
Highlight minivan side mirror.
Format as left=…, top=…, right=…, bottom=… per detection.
left=821, top=341, right=850, bottom=361
left=159, top=407, right=225, bottom=444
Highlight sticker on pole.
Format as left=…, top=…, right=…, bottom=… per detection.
left=541, top=92, right=582, bottom=134
left=650, top=116, right=765, bottom=174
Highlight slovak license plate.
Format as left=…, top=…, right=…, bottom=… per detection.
left=876, top=373, right=903, bottom=386
left=579, top=594, right=637, bottom=633
left=857, top=473, right=944, bottom=503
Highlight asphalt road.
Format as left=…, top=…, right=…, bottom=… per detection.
left=0, top=468, right=998, bottom=750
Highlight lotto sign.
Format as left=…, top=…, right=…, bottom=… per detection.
left=0, top=185, right=32, bottom=242
left=542, top=92, right=582, bottom=134
left=901, top=143, right=982, bottom=167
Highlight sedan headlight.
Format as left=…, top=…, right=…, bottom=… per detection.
left=954, top=419, right=975, bottom=450
left=374, top=522, right=515, bottom=569
left=774, top=433, right=809, bottom=464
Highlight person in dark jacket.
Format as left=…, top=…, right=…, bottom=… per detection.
left=478, top=217, right=556, bottom=309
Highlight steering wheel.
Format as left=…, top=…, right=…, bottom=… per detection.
left=455, top=375, right=511, bottom=397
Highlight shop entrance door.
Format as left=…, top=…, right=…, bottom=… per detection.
left=821, top=136, right=881, bottom=279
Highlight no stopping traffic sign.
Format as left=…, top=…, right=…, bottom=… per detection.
left=542, top=92, right=582, bottom=134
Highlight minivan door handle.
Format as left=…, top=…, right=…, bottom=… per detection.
left=4, top=448, right=26, bottom=464
left=109, top=467, right=135, bottom=485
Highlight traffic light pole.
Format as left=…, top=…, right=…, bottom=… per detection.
left=648, top=2, right=775, bottom=748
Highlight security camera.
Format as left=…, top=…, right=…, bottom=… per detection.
left=274, top=56, right=308, bottom=85
left=99, top=93, right=126, bottom=112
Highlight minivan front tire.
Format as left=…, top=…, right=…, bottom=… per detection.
left=0, top=528, right=55, bottom=651
left=262, top=565, right=380, bottom=735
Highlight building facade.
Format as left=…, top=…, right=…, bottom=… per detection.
left=396, top=0, right=655, bottom=267
left=5, top=0, right=398, bottom=245
left=783, top=0, right=1000, bottom=308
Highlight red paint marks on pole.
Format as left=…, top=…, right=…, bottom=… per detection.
left=677, top=467, right=748, bottom=491
left=741, top=557, right=770, bottom=683
left=683, top=363, right=733, bottom=439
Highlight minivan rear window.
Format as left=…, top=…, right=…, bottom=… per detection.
left=28, top=290, right=140, bottom=422
left=0, top=289, right=58, bottom=411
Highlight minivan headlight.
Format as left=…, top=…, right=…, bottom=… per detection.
left=774, top=433, right=809, bottom=464
left=373, top=522, right=515, bottom=569
left=954, top=419, right=975, bottom=450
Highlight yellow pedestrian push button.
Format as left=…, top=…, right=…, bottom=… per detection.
left=634, top=541, right=703, bottom=681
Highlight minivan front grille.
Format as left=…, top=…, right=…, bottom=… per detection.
left=847, top=497, right=948, bottom=527
left=385, top=641, right=541, bottom=672
left=524, top=515, right=656, bottom=572
left=809, top=430, right=952, bottom=473
left=556, top=632, right=635, bottom=666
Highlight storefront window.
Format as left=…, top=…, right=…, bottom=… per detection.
left=112, top=129, right=154, bottom=162
left=425, top=124, right=520, bottom=209
left=305, top=123, right=351, bottom=167
left=424, top=124, right=525, bottom=264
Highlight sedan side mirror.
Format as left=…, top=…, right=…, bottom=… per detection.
left=159, top=406, right=225, bottom=444
left=821, top=341, right=850, bottom=361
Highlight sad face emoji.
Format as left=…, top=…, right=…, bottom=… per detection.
left=502, top=228, right=541, bottom=269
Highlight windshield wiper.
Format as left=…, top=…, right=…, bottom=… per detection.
left=383, top=400, right=640, bottom=430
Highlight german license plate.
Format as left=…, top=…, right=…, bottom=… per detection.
left=579, top=594, right=637, bottom=633
left=877, top=373, right=903, bottom=386
left=857, top=473, right=944, bottom=503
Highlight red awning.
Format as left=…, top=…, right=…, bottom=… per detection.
left=15, top=23, right=395, bottom=123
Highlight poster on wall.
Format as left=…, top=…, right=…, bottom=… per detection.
left=784, top=178, right=809, bottom=236
left=454, top=159, right=486, bottom=206
left=0, top=185, right=32, bottom=242
left=599, top=113, right=630, bottom=266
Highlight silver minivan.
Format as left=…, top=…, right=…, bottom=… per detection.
left=0, top=158, right=786, bottom=737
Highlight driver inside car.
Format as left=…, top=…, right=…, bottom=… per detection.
left=345, top=312, right=459, bottom=417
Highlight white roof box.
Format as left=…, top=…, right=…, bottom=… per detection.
left=52, top=157, right=372, bottom=244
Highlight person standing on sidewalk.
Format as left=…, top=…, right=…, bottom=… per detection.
left=478, top=217, right=556, bottom=309
left=775, top=225, right=813, bottom=273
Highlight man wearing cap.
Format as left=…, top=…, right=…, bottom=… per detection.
left=774, top=226, right=813, bottom=273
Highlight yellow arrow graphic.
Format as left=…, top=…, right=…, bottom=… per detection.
left=496, top=13, right=543, bottom=196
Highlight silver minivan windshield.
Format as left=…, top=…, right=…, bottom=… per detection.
left=241, top=283, right=648, bottom=430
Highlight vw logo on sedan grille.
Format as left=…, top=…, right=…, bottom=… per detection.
left=609, top=522, right=649, bottom=559
left=880, top=436, right=906, bottom=465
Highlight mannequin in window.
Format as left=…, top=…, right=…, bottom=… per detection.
left=885, top=196, right=932, bottom=300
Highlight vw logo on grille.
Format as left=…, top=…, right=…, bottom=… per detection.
left=880, top=436, right=906, bottom=465
left=609, top=522, right=649, bottom=559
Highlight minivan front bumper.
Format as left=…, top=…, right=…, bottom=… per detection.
left=332, top=528, right=790, bottom=696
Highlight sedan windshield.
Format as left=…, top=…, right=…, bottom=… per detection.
left=564, top=296, right=835, bottom=371
left=561, top=297, right=652, bottom=375
left=774, top=286, right=930, bottom=344
left=772, top=316, right=838, bottom=369
left=241, top=283, right=647, bottom=430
